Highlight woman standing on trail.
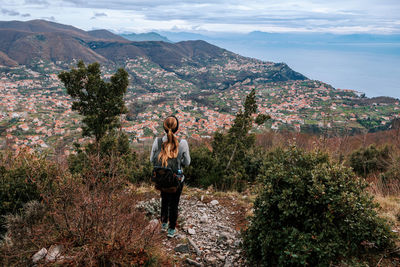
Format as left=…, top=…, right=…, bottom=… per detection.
left=150, top=115, right=191, bottom=238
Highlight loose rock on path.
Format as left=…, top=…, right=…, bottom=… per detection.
left=137, top=194, right=247, bottom=266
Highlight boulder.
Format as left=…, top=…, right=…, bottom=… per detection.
left=32, top=248, right=47, bottom=263
left=174, top=244, right=190, bottom=253
left=45, top=245, right=62, bottom=262
left=210, top=200, right=219, bottom=206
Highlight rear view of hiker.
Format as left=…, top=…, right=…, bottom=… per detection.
left=150, top=115, right=190, bottom=238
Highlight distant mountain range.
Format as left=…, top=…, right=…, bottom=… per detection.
left=120, top=32, right=171, bottom=42
left=155, top=30, right=400, bottom=45
left=87, top=29, right=128, bottom=42
left=0, top=20, right=307, bottom=88
left=0, top=20, right=127, bottom=66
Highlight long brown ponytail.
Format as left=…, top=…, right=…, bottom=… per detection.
left=158, top=116, right=179, bottom=167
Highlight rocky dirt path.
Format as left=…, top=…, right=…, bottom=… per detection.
left=137, top=189, right=250, bottom=267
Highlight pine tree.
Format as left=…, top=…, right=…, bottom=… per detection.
left=58, top=61, right=129, bottom=142
left=212, top=89, right=270, bottom=189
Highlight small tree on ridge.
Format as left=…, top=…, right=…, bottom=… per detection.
left=211, top=89, right=270, bottom=189
left=58, top=60, right=129, bottom=142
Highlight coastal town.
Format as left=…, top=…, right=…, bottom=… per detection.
left=1, top=58, right=399, bottom=154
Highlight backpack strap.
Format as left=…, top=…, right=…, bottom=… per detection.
left=157, top=137, right=163, bottom=151
left=175, top=138, right=181, bottom=170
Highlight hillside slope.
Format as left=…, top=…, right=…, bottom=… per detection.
left=0, top=20, right=307, bottom=91
left=0, top=29, right=108, bottom=64
left=87, top=29, right=129, bottom=41
left=0, top=19, right=90, bottom=39
left=120, top=32, right=171, bottom=42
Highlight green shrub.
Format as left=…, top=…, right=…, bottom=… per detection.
left=184, top=144, right=265, bottom=190
left=68, top=132, right=138, bottom=181
left=1, top=161, right=164, bottom=266
left=243, top=147, right=266, bottom=183
left=2, top=200, right=46, bottom=250
left=130, top=153, right=153, bottom=183
left=67, top=143, right=90, bottom=174
left=200, top=89, right=269, bottom=191
left=378, top=155, right=400, bottom=195
left=0, top=152, right=56, bottom=235
left=184, top=145, right=219, bottom=188
left=380, top=155, right=400, bottom=182
left=243, top=146, right=396, bottom=266
left=348, top=144, right=391, bottom=177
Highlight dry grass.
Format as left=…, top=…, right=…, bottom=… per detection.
left=0, top=156, right=169, bottom=266
left=256, top=129, right=400, bottom=158
left=128, top=181, right=160, bottom=197
left=369, top=179, right=400, bottom=266
left=374, top=195, right=400, bottom=229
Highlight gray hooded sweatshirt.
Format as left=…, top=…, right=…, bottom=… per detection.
left=150, top=135, right=191, bottom=167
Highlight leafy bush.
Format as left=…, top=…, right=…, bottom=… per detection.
left=68, top=132, right=138, bottom=181
left=0, top=151, right=56, bottom=235
left=1, top=200, right=46, bottom=251
left=184, top=145, right=219, bottom=188
left=1, top=157, right=165, bottom=266
left=243, top=146, right=396, bottom=266
left=379, top=155, right=400, bottom=195
left=348, top=144, right=391, bottom=177
left=130, top=153, right=153, bottom=183
left=184, top=143, right=263, bottom=190
left=190, top=89, right=269, bottom=191
left=44, top=172, right=160, bottom=266
left=243, top=147, right=266, bottom=183
left=380, top=155, right=400, bottom=182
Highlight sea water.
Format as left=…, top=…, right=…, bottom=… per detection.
left=214, top=41, right=400, bottom=99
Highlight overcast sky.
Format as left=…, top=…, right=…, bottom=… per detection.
left=1, top=0, right=400, bottom=34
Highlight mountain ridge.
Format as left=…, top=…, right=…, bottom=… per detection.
left=0, top=20, right=307, bottom=89
left=120, top=32, right=171, bottom=42
left=87, top=29, right=129, bottom=42
left=0, top=19, right=91, bottom=40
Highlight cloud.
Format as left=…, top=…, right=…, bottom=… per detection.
left=40, top=16, right=56, bottom=21
left=24, top=0, right=49, bottom=4
left=54, top=0, right=400, bottom=33
left=1, top=8, right=30, bottom=17
left=90, top=12, right=107, bottom=20
left=1, top=0, right=399, bottom=33
left=1, top=8, right=21, bottom=16
left=60, top=0, right=227, bottom=9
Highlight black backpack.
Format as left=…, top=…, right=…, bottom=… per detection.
left=151, top=137, right=183, bottom=193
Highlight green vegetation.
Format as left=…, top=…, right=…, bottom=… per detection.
left=67, top=131, right=140, bottom=183
left=186, top=89, right=269, bottom=190
left=0, top=152, right=56, bottom=234
left=0, top=150, right=162, bottom=266
left=381, top=155, right=400, bottom=183
left=58, top=60, right=129, bottom=142
left=348, top=144, right=391, bottom=177
left=243, top=146, right=396, bottom=266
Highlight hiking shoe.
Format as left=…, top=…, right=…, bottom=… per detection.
left=167, top=228, right=176, bottom=238
left=161, top=223, right=168, bottom=232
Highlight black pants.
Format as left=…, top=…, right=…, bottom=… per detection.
left=161, top=183, right=183, bottom=229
